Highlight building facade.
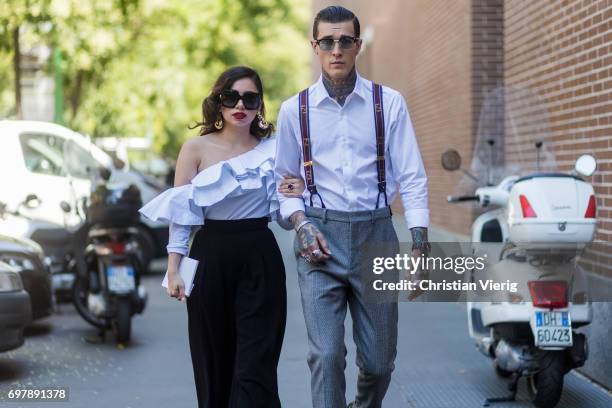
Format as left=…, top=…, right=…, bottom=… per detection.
left=313, top=0, right=612, bottom=389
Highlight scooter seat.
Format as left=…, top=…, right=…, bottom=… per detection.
left=30, top=228, right=73, bottom=246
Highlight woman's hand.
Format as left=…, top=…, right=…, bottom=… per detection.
left=167, top=269, right=186, bottom=302
left=278, top=175, right=305, bottom=198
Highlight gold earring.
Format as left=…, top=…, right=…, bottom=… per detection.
left=257, top=113, right=269, bottom=130
left=214, top=118, right=223, bottom=130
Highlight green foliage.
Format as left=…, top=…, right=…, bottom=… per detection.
left=0, top=0, right=311, bottom=158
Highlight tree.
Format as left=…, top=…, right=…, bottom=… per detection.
left=0, top=0, right=310, bottom=158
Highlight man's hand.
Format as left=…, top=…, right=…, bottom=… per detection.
left=290, top=211, right=332, bottom=263
left=406, top=248, right=427, bottom=301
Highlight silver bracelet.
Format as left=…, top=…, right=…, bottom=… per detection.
left=295, top=220, right=312, bottom=232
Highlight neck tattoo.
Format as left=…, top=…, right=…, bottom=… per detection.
left=322, top=67, right=357, bottom=106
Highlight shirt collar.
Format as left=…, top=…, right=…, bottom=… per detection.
left=310, top=71, right=368, bottom=106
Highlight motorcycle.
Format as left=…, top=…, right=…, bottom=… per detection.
left=444, top=149, right=595, bottom=407
left=440, top=86, right=597, bottom=408
left=70, top=166, right=148, bottom=345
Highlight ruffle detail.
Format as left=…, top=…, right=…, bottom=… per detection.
left=139, top=138, right=279, bottom=225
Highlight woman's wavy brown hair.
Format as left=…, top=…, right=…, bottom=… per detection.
left=190, top=66, right=274, bottom=139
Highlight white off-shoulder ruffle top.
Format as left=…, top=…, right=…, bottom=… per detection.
left=138, top=137, right=290, bottom=255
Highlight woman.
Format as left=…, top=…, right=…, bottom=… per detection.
left=139, top=66, right=304, bottom=408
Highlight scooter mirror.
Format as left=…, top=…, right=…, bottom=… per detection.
left=60, top=201, right=72, bottom=213
left=98, top=166, right=112, bottom=181
left=441, top=149, right=462, bottom=171
left=24, top=194, right=41, bottom=209
left=575, top=154, right=597, bottom=177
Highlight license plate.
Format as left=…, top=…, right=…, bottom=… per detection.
left=106, top=265, right=135, bottom=293
left=530, top=310, right=572, bottom=347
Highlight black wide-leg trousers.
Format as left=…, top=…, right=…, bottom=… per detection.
left=186, top=217, right=287, bottom=408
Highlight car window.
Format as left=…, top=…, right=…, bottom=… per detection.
left=19, top=133, right=66, bottom=177
left=63, top=141, right=99, bottom=179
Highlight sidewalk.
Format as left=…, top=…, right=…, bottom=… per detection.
left=273, top=218, right=612, bottom=407
left=5, top=218, right=609, bottom=408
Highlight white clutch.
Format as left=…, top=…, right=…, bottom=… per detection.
left=162, top=256, right=199, bottom=297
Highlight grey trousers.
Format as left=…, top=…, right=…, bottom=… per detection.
left=295, top=206, right=399, bottom=408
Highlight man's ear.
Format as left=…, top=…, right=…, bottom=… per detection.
left=310, top=40, right=319, bottom=55
left=356, top=39, right=363, bottom=54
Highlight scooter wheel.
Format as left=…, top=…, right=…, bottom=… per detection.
left=115, top=298, right=132, bottom=345
left=72, top=275, right=110, bottom=330
left=527, top=351, right=567, bottom=408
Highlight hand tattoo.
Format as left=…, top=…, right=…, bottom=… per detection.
left=298, top=223, right=319, bottom=254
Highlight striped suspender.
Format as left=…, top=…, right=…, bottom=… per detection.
left=373, top=83, right=388, bottom=208
left=297, top=83, right=388, bottom=209
left=299, top=89, right=325, bottom=208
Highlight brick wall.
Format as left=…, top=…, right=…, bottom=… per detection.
left=505, top=0, right=612, bottom=277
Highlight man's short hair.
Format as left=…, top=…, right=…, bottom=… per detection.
left=313, top=6, right=360, bottom=39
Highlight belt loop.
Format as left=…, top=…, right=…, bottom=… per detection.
left=370, top=210, right=375, bottom=224
left=322, top=209, right=328, bottom=224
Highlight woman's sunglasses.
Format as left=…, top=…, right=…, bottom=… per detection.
left=219, top=90, right=261, bottom=110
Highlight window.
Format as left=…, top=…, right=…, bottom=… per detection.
left=62, top=141, right=99, bottom=180
left=19, top=133, right=66, bottom=177
left=19, top=133, right=99, bottom=180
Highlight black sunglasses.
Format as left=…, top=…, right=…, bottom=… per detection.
left=314, top=35, right=359, bottom=51
left=219, top=90, right=261, bottom=110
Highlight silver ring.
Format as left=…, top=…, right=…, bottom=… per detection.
left=312, top=249, right=322, bottom=257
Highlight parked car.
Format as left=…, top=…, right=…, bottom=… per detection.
left=0, top=261, right=31, bottom=352
left=0, top=120, right=168, bottom=269
left=0, top=233, right=53, bottom=320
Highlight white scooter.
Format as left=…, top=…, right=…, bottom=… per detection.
left=441, top=144, right=597, bottom=408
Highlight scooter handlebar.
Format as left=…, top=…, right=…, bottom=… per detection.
left=447, top=195, right=479, bottom=203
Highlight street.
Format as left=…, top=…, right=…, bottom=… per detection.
left=1, top=221, right=611, bottom=407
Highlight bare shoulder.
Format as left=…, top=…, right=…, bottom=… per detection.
left=181, top=136, right=207, bottom=154
left=175, top=136, right=204, bottom=169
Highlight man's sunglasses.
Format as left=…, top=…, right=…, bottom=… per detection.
left=313, top=35, right=359, bottom=52
left=219, top=90, right=261, bottom=110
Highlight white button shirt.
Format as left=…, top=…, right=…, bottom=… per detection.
left=274, top=73, right=429, bottom=229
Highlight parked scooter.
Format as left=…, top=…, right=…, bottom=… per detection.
left=70, top=167, right=148, bottom=345
left=442, top=143, right=596, bottom=408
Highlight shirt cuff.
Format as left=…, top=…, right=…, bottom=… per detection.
left=166, top=245, right=188, bottom=256
left=166, top=223, right=191, bottom=256
left=404, top=208, right=430, bottom=230
left=280, top=198, right=306, bottom=222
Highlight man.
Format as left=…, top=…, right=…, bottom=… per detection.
left=274, top=6, right=429, bottom=408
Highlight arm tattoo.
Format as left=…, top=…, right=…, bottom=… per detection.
left=410, top=227, right=431, bottom=255
left=290, top=211, right=306, bottom=228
